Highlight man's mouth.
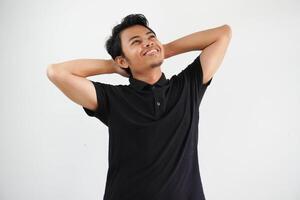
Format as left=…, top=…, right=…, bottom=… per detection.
left=143, top=48, right=160, bottom=56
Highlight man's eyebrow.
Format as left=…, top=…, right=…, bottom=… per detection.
left=128, top=31, right=155, bottom=43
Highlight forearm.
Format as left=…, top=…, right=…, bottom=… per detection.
left=164, top=24, right=231, bottom=58
left=49, top=58, right=116, bottom=77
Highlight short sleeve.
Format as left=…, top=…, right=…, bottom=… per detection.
left=176, top=55, right=213, bottom=105
left=82, top=80, right=110, bottom=126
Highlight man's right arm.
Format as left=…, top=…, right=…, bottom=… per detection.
left=46, top=59, right=118, bottom=112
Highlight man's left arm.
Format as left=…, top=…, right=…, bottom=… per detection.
left=163, top=24, right=232, bottom=84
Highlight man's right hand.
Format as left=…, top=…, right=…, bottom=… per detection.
left=110, top=59, right=130, bottom=78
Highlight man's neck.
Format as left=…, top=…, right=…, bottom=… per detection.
left=132, top=68, right=162, bottom=85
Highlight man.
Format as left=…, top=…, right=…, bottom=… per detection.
left=47, top=14, right=232, bottom=200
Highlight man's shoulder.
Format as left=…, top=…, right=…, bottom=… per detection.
left=91, top=81, right=128, bottom=88
left=102, top=83, right=133, bottom=94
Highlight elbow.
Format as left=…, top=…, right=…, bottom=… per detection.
left=222, top=24, right=232, bottom=39
left=46, top=64, right=69, bottom=84
left=46, top=64, right=60, bottom=81
left=46, top=64, right=55, bottom=81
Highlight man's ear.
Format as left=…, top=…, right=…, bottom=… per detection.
left=115, top=56, right=129, bottom=69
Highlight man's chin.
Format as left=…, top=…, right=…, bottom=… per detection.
left=149, top=58, right=164, bottom=68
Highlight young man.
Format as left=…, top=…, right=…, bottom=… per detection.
left=47, top=14, right=232, bottom=200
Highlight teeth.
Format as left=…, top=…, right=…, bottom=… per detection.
left=145, top=49, right=158, bottom=56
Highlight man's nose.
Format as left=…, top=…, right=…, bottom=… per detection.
left=144, top=39, right=154, bottom=47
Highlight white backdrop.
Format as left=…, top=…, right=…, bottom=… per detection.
left=1, top=0, right=299, bottom=199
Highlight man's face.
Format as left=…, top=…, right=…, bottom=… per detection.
left=117, top=25, right=165, bottom=74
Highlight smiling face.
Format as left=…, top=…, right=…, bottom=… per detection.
left=116, top=25, right=165, bottom=76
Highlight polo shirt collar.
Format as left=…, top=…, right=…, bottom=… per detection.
left=129, top=72, right=168, bottom=91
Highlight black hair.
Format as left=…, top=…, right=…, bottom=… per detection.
left=105, top=14, right=156, bottom=77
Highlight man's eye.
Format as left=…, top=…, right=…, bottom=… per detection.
left=132, top=36, right=155, bottom=45
left=132, top=40, right=140, bottom=45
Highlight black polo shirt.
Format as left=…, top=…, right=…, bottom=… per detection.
left=83, top=55, right=213, bottom=200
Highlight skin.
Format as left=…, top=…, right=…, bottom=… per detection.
left=47, top=24, right=232, bottom=112
left=114, top=25, right=166, bottom=85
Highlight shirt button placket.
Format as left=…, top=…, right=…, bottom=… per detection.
left=152, top=85, right=160, bottom=117
left=152, top=86, right=160, bottom=107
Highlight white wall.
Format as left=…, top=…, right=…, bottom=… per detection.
left=0, top=0, right=299, bottom=199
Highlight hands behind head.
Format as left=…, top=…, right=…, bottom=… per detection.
left=110, top=59, right=130, bottom=78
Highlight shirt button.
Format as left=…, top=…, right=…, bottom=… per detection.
left=152, top=86, right=155, bottom=89
left=157, top=102, right=160, bottom=106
